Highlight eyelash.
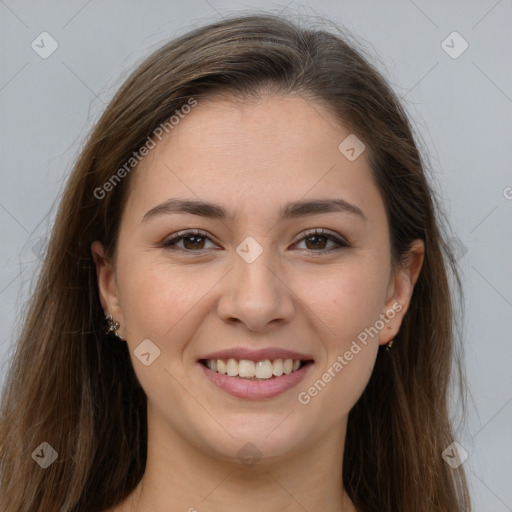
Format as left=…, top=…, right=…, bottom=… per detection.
left=161, top=228, right=350, bottom=254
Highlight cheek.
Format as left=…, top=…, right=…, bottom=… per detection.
left=116, top=251, right=203, bottom=348
left=295, top=263, right=385, bottom=424
left=116, top=256, right=206, bottom=403
left=297, top=342, right=378, bottom=433
left=298, top=257, right=390, bottom=348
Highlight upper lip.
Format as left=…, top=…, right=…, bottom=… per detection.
left=199, top=347, right=314, bottom=362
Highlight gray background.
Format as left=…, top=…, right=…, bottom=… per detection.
left=1, top=0, right=511, bottom=510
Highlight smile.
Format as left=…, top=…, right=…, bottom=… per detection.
left=200, top=358, right=307, bottom=380
left=198, top=356, right=314, bottom=400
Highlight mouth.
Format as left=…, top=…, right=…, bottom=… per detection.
left=197, top=351, right=314, bottom=399
left=199, top=358, right=313, bottom=380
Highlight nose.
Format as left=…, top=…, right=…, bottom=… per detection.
left=216, top=245, right=295, bottom=333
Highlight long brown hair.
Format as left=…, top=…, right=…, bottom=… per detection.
left=0, top=13, right=471, bottom=512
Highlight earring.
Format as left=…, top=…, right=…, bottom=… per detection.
left=104, top=314, right=124, bottom=340
left=386, top=339, right=394, bottom=351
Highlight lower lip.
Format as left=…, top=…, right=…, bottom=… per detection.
left=199, top=362, right=313, bottom=400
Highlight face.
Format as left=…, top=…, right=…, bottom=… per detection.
left=92, top=94, right=423, bottom=464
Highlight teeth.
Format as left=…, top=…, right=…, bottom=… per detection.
left=217, top=359, right=227, bottom=374
left=272, top=359, right=283, bottom=376
left=255, top=360, right=273, bottom=379
left=226, top=358, right=238, bottom=377
left=283, top=359, right=293, bottom=374
left=205, top=358, right=305, bottom=379
left=238, top=359, right=255, bottom=378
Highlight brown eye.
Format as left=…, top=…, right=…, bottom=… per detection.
left=163, top=230, right=216, bottom=252
left=162, top=228, right=349, bottom=254
left=294, top=229, right=349, bottom=253
left=181, top=235, right=206, bottom=250
left=304, top=234, right=329, bottom=250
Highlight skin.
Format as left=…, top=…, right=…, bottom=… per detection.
left=92, top=94, right=424, bottom=512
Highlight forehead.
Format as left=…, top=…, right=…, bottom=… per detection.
left=161, top=93, right=349, bottom=161
left=127, top=94, right=383, bottom=221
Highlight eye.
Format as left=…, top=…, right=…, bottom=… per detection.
left=293, top=228, right=349, bottom=253
left=162, top=229, right=217, bottom=252
left=162, top=228, right=350, bottom=254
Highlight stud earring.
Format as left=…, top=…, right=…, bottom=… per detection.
left=386, top=339, right=394, bottom=351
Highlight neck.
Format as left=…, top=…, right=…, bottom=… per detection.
left=116, top=410, right=357, bottom=512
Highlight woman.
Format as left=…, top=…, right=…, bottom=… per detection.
left=0, top=13, right=472, bottom=512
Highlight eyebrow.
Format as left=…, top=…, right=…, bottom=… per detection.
left=141, top=197, right=367, bottom=224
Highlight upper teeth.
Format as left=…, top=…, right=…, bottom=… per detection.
left=205, top=358, right=301, bottom=379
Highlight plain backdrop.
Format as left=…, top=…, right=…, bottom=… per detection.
left=1, top=1, right=511, bottom=510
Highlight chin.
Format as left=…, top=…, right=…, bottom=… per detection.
left=190, top=411, right=314, bottom=465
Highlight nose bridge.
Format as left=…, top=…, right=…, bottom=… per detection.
left=217, top=235, right=294, bottom=330
left=235, top=239, right=277, bottom=296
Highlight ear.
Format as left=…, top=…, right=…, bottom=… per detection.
left=378, top=239, right=425, bottom=346
left=91, top=241, right=125, bottom=336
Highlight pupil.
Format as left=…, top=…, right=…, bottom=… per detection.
left=185, top=236, right=203, bottom=249
left=307, top=235, right=326, bottom=249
